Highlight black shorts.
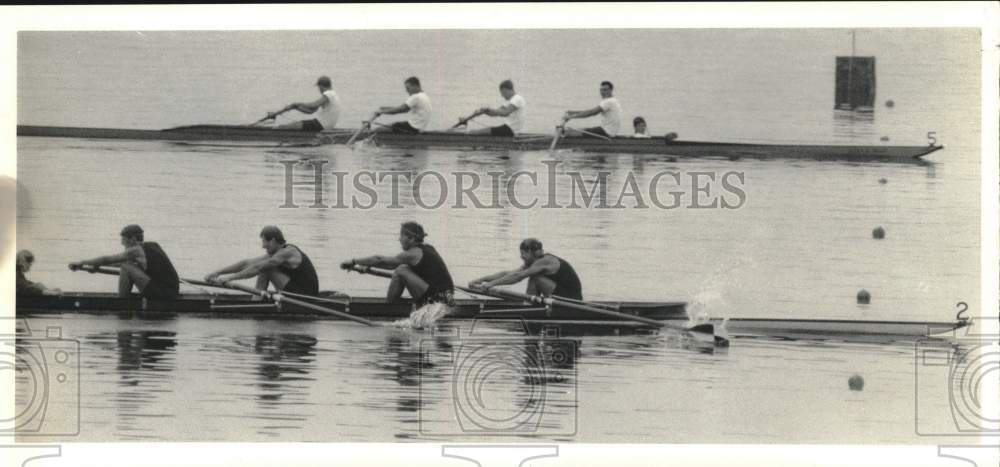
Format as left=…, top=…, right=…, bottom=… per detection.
left=490, top=124, right=515, bottom=137
left=281, top=279, right=319, bottom=296
left=417, top=289, right=455, bottom=307
left=301, top=119, right=324, bottom=132
left=141, top=281, right=178, bottom=300
left=391, top=121, right=421, bottom=134
left=582, top=126, right=610, bottom=138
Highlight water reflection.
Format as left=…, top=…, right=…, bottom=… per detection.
left=114, top=330, right=177, bottom=374
left=82, top=329, right=179, bottom=439
left=250, top=333, right=318, bottom=403
left=832, top=109, right=876, bottom=140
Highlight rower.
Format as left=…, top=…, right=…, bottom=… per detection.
left=265, top=75, right=342, bottom=131
left=372, top=76, right=432, bottom=134
left=468, top=238, right=583, bottom=301
left=16, top=250, right=60, bottom=296
left=632, top=116, right=651, bottom=138
left=69, top=224, right=179, bottom=299
left=562, top=80, right=622, bottom=138
left=461, top=79, right=526, bottom=136
left=204, top=226, right=319, bottom=296
left=341, top=221, right=455, bottom=306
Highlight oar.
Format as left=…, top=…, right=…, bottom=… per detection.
left=70, top=264, right=123, bottom=275
left=549, top=123, right=565, bottom=152
left=564, top=126, right=613, bottom=141
left=251, top=108, right=292, bottom=126
left=343, top=263, right=393, bottom=279
left=346, top=113, right=378, bottom=145
left=460, top=285, right=728, bottom=345
left=192, top=277, right=376, bottom=326
left=452, top=109, right=486, bottom=129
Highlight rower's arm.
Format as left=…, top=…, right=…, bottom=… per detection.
left=483, top=103, right=515, bottom=117
left=564, top=106, right=602, bottom=120
left=225, top=249, right=298, bottom=281
left=479, top=258, right=557, bottom=288
left=377, top=103, right=410, bottom=116
left=351, top=248, right=419, bottom=269
left=469, top=270, right=514, bottom=284
left=205, top=255, right=266, bottom=280
left=282, top=95, right=328, bottom=115
left=73, top=245, right=143, bottom=268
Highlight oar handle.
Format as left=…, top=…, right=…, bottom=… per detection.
left=343, top=263, right=394, bottom=279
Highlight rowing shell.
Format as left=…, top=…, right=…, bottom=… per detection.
left=17, top=124, right=943, bottom=163
left=17, top=292, right=970, bottom=340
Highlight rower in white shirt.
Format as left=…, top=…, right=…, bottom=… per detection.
left=455, top=80, right=526, bottom=136
left=562, top=80, right=622, bottom=138
left=632, top=116, right=651, bottom=138
left=373, top=76, right=432, bottom=134
left=265, top=76, right=342, bottom=131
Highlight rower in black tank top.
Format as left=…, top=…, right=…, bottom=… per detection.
left=411, top=244, right=454, bottom=297
left=542, top=254, right=582, bottom=300
left=278, top=244, right=319, bottom=295
left=141, top=242, right=179, bottom=299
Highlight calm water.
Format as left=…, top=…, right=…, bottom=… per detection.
left=14, top=29, right=983, bottom=443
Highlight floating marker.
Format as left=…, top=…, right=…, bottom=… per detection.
left=880, top=136, right=890, bottom=141
left=878, top=178, right=887, bottom=184
left=885, top=99, right=894, bottom=108
left=872, top=227, right=885, bottom=239
left=849, top=374, right=865, bottom=391
left=857, top=289, right=871, bottom=304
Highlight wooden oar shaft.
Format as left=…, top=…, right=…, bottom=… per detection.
left=186, top=277, right=376, bottom=326
left=346, top=114, right=378, bottom=145
left=470, top=286, right=668, bottom=328
left=565, top=125, right=612, bottom=141
left=345, top=264, right=394, bottom=279
left=215, top=281, right=362, bottom=323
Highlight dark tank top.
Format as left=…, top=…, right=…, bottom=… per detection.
left=278, top=244, right=319, bottom=295
left=142, top=242, right=179, bottom=294
left=543, top=254, right=582, bottom=300
left=411, top=244, right=454, bottom=295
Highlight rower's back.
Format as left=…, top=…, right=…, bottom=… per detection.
left=412, top=243, right=454, bottom=295
left=543, top=254, right=583, bottom=300
left=142, top=242, right=180, bottom=296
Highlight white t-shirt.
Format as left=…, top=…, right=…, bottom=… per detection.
left=599, top=97, right=622, bottom=136
left=503, top=94, right=526, bottom=134
left=405, top=92, right=432, bottom=130
left=316, top=89, right=341, bottom=129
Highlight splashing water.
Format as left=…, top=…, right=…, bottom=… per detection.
left=391, top=302, right=452, bottom=330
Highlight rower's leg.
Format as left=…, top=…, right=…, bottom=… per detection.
left=389, top=264, right=429, bottom=302
left=260, top=268, right=291, bottom=291
left=118, top=263, right=151, bottom=298
left=526, top=276, right=557, bottom=297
